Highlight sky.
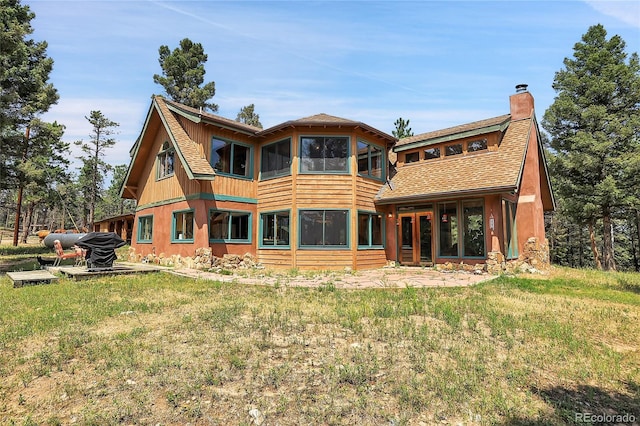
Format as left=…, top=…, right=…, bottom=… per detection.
left=25, top=0, right=640, bottom=178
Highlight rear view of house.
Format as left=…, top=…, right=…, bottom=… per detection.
left=121, top=85, right=554, bottom=270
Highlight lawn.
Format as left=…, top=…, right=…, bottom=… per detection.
left=0, top=265, right=638, bottom=425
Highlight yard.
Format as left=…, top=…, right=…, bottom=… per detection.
left=0, top=262, right=638, bottom=425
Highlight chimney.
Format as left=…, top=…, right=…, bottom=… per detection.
left=509, top=84, right=534, bottom=120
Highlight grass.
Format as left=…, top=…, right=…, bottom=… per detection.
left=0, top=265, right=638, bottom=425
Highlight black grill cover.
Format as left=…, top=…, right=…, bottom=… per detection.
left=76, top=232, right=126, bottom=270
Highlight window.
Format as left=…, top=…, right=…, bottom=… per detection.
left=468, top=139, right=488, bottom=152
left=357, top=140, right=384, bottom=179
left=405, top=152, right=419, bottom=163
left=261, top=138, right=291, bottom=179
left=299, top=210, right=348, bottom=247
left=445, top=144, right=463, bottom=156
left=211, top=138, right=251, bottom=178
left=358, top=212, right=383, bottom=248
left=157, top=141, right=174, bottom=179
left=438, top=203, right=458, bottom=257
left=209, top=210, right=251, bottom=242
left=424, top=147, right=440, bottom=160
left=261, top=211, right=290, bottom=247
left=462, top=200, right=485, bottom=257
left=137, top=215, right=153, bottom=243
left=300, top=136, right=349, bottom=173
left=173, top=210, right=194, bottom=242
left=503, top=200, right=518, bottom=259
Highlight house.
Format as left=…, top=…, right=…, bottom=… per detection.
left=121, top=84, right=554, bottom=270
left=92, top=213, right=135, bottom=244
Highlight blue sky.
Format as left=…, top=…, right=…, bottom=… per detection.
left=26, top=0, right=640, bottom=176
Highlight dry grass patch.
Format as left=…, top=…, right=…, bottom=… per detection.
left=0, top=266, right=638, bottom=425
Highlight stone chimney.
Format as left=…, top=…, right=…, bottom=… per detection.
left=509, top=84, right=534, bottom=120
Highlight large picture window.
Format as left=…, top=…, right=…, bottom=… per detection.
left=299, top=210, right=348, bottom=247
left=157, top=141, right=174, bottom=179
left=357, top=140, right=384, bottom=179
left=137, top=215, right=153, bottom=243
left=211, top=138, right=251, bottom=178
left=173, top=210, right=194, bottom=242
left=300, top=136, right=349, bottom=173
left=260, top=211, right=290, bottom=247
left=209, top=210, right=251, bottom=242
left=261, top=138, right=291, bottom=179
left=438, top=203, right=458, bottom=257
left=462, top=200, right=485, bottom=257
left=358, top=212, right=383, bottom=248
left=503, top=200, right=518, bottom=259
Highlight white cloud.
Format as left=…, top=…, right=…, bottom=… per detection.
left=585, top=1, right=640, bottom=28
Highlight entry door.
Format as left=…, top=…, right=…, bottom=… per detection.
left=399, top=212, right=433, bottom=265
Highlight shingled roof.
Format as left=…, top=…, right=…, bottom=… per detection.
left=154, top=97, right=216, bottom=180
left=376, top=116, right=533, bottom=204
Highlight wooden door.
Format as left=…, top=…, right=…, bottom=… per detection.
left=398, top=212, right=433, bottom=265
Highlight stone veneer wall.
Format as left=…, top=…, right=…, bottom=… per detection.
left=128, top=247, right=261, bottom=270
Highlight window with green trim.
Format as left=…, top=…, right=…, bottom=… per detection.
left=211, top=137, right=251, bottom=178
left=209, top=210, right=251, bottom=242
left=357, top=212, right=383, bottom=248
left=299, top=210, right=348, bottom=247
left=261, top=138, right=291, bottom=179
left=137, top=215, right=153, bottom=243
left=438, top=203, right=458, bottom=257
left=462, top=200, right=485, bottom=257
left=357, top=140, right=384, bottom=179
left=157, top=141, right=174, bottom=179
left=503, top=200, right=518, bottom=259
left=300, top=136, right=349, bottom=173
left=260, top=211, right=290, bottom=247
left=173, top=210, right=194, bottom=242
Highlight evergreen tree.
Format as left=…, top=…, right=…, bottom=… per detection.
left=542, top=24, right=640, bottom=271
left=153, top=38, right=218, bottom=112
left=75, top=111, right=118, bottom=229
left=236, top=104, right=262, bottom=128
left=392, top=117, right=414, bottom=139
left=97, top=164, right=135, bottom=220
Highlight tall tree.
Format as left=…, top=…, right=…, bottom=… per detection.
left=392, top=117, right=414, bottom=139
left=97, top=164, right=135, bottom=219
left=153, top=38, right=218, bottom=112
left=1, top=0, right=59, bottom=245
left=75, top=111, right=119, bottom=229
left=542, top=24, right=640, bottom=271
left=236, top=104, right=262, bottom=128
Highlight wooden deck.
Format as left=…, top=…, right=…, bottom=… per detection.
left=52, top=263, right=163, bottom=281
left=7, top=270, right=59, bottom=288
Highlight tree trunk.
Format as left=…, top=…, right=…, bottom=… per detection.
left=12, top=126, right=30, bottom=246
left=588, top=220, right=603, bottom=270
left=602, top=210, right=616, bottom=271
left=21, top=203, right=35, bottom=244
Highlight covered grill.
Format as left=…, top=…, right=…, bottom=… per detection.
left=76, top=232, right=126, bottom=271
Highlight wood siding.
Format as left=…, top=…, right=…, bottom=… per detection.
left=356, top=250, right=388, bottom=269
left=295, top=175, right=353, bottom=207
left=295, top=250, right=353, bottom=270
left=257, top=176, right=293, bottom=210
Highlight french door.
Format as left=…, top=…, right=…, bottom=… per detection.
left=399, top=212, right=433, bottom=265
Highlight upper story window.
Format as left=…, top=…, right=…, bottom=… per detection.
left=445, top=143, right=463, bottom=157
left=424, top=147, right=440, bottom=160
left=405, top=152, right=419, bottom=163
left=300, top=136, right=349, bottom=173
left=261, top=138, right=291, bottom=179
left=157, top=141, right=174, bottom=179
left=357, top=140, right=384, bottom=179
left=211, top=137, right=251, bottom=178
left=467, top=139, right=488, bottom=152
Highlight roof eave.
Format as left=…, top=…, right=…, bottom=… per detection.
left=374, top=185, right=518, bottom=205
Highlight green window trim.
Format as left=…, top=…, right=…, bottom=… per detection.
left=211, top=137, right=253, bottom=179
left=357, top=139, right=385, bottom=180
left=357, top=210, right=385, bottom=249
left=260, top=138, right=292, bottom=180
left=503, top=199, right=519, bottom=259
left=259, top=210, right=291, bottom=249
left=157, top=141, right=175, bottom=180
left=209, top=209, right=252, bottom=243
left=137, top=215, right=154, bottom=243
left=299, top=135, right=350, bottom=174
left=172, top=209, right=195, bottom=243
left=298, top=209, right=350, bottom=249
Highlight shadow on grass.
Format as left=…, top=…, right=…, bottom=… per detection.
left=499, top=382, right=639, bottom=425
